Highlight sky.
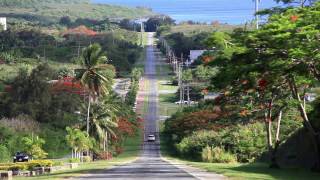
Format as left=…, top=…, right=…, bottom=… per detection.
left=93, top=0, right=284, bottom=24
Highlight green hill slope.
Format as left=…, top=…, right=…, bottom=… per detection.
left=0, top=0, right=154, bottom=24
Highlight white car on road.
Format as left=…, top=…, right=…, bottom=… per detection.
left=175, top=101, right=197, bottom=105
left=147, top=134, right=156, bottom=142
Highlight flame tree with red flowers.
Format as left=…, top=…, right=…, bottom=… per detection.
left=206, top=2, right=320, bottom=169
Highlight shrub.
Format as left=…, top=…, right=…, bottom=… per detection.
left=0, top=145, right=11, bottom=163
left=221, top=123, right=267, bottom=162
left=174, top=122, right=267, bottom=163
left=83, top=156, right=92, bottom=163
left=0, top=160, right=53, bottom=171
left=27, top=160, right=53, bottom=168
left=8, top=164, right=28, bottom=171
left=176, top=130, right=220, bottom=160
left=201, top=146, right=213, bottom=163
left=201, top=146, right=236, bottom=163
left=115, top=147, right=124, bottom=155
left=97, top=151, right=112, bottom=160
left=0, top=164, right=27, bottom=171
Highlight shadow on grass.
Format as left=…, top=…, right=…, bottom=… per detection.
left=194, top=162, right=320, bottom=180
left=160, top=93, right=178, bottom=103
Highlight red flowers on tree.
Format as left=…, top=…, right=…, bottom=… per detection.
left=201, top=88, right=209, bottom=95
left=118, top=118, right=135, bottom=137
left=258, top=79, right=268, bottom=90
left=290, top=15, right=299, bottom=22
left=202, top=56, right=215, bottom=64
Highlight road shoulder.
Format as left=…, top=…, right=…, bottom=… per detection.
left=162, top=157, right=226, bottom=180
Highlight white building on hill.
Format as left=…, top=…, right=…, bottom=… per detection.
left=0, top=17, right=7, bottom=31
left=187, top=50, right=206, bottom=66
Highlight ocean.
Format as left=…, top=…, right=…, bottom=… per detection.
left=92, top=0, right=283, bottom=24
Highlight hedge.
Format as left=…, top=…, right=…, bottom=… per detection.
left=0, top=160, right=54, bottom=171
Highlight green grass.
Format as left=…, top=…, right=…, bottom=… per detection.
left=119, top=129, right=143, bottom=159
left=140, top=32, right=149, bottom=47
left=158, top=80, right=178, bottom=92
left=0, top=2, right=155, bottom=23
left=161, top=24, right=242, bottom=37
left=136, top=32, right=149, bottom=47
left=158, top=93, right=181, bottom=117
left=15, top=159, right=135, bottom=180
left=154, top=50, right=181, bottom=118
left=134, top=47, right=147, bottom=70
left=173, top=159, right=320, bottom=180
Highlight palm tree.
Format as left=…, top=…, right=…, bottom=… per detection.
left=75, top=43, right=115, bottom=134
left=88, top=101, right=119, bottom=151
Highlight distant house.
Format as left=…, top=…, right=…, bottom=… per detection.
left=187, top=50, right=206, bottom=65
left=204, top=92, right=220, bottom=100
left=305, top=93, right=317, bottom=102
left=0, top=17, right=7, bottom=31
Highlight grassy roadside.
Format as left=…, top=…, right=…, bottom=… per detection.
left=154, top=49, right=181, bottom=118
left=16, top=133, right=142, bottom=180
left=136, top=32, right=149, bottom=48
left=163, top=157, right=320, bottom=180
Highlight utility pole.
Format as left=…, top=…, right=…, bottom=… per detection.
left=77, top=41, right=81, bottom=58
left=186, top=57, right=191, bottom=106
left=43, top=46, right=46, bottom=61
left=255, top=0, right=260, bottom=29
left=178, top=63, right=183, bottom=107
left=300, top=0, right=305, bottom=7
left=181, top=53, right=185, bottom=104
left=140, top=21, right=144, bottom=46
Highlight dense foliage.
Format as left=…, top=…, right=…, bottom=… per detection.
left=162, top=2, right=320, bottom=169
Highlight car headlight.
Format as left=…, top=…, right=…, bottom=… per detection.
left=13, top=157, right=16, bottom=159
left=23, top=157, right=28, bottom=159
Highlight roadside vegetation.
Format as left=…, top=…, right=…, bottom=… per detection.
left=0, top=0, right=148, bottom=178
left=160, top=0, right=320, bottom=179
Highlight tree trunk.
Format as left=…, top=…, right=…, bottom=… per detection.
left=187, top=84, right=190, bottom=106
left=265, top=112, right=273, bottom=151
left=72, top=149, right=74, bottom=159
left=288, top=77, right=320, bottom=170
left=87, top=94, right=91, bottom=134
left=265, top=102, right=273, bottom=152
left=270, top=111, right=282, bottom=169
left=74, top=150, right=77, bottom=159
left=106, top=132, right=109, bottom=154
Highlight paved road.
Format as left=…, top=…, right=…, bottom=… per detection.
left=76, top=33, right=226, bottom=180
left=78, top=33, right=197, bottom=180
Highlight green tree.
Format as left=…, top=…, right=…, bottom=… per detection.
left=207, top=2, right=320, bottom=169
left=21, top=135, right=47, bottom=159
left=75, top=43, right=115, bottom=134
left=87, top=100, right=119, bottom=151
left=66, top=127, right=93, bottom=160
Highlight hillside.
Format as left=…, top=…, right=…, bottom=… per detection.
left=0, top=0, right=155, bottom=25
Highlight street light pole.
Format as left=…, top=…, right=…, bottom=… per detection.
left=255, top=0, right=260, bottom=29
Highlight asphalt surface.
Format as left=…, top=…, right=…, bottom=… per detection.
left=77, top=33, right=197, bottom=180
